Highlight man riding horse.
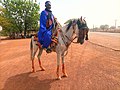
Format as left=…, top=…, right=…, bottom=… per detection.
left=30, top=17, right=89, bottom=79
left=35, top=1, right=58, bottom=53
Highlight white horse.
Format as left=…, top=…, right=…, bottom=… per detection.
left=30, top=18, right=89, bottom=80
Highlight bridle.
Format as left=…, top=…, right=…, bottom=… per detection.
left=65, top=20, right=77, bottom=42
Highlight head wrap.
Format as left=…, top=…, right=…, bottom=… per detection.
left=45, top=1, right=51, bottom=6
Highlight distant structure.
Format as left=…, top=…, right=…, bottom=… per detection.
left=115, top=19, right=117, bottom=29
left=118, top=26, right=120, bottom=29
left=0, top=26, right=2, bottom=31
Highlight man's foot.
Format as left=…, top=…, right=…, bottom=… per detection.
left=46, top=48, right=52, bottom=53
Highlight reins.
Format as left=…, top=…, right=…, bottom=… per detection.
left=65, top=35, right=77, bottom=43
left=60, top=22, right=78, bottom=47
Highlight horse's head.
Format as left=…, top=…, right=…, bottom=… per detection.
left=65, top=18, right=89, bottom=45
left=76, top=18, right=89, bottom=44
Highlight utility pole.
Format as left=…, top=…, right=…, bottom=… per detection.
left=115, top=19, right=117, bottom=29
left=93, top=24, right=94, bottom=32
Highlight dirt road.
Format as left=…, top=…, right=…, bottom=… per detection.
left=0, top=32, right=120, bottom=90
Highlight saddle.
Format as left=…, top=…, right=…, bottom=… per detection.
left=46, top=32, right=58, bottom=53
left=34, top=33, right=58, bottom=53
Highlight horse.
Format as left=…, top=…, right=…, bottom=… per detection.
left=30, top=18, right=89, bottom=80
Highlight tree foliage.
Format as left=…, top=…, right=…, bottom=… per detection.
left=110, top=26, right=116, bottom=29
left=0, top=6, right=16, bottom=36
left=100, top=24, right=109, bottom=30
left=1, top=0, right=40, bottom=38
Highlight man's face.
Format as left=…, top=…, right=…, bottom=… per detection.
left=45, top=2, right=51, bottom=10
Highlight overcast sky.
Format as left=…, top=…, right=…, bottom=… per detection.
left=37, top=0, right=120, bottom=28
left=0, top=0, right=119, bottom=28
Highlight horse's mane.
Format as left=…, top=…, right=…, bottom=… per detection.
left=66, top=18, right=88, bottom=31
left=54, top=18, right=62, bottom=28
left=66, top=20, right=73, bottom=32
left=65, top=18, right=88, bottom=32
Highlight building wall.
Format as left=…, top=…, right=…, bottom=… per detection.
left=0, top=26, right=2, bottom=31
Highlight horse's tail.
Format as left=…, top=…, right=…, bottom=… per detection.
left=30, top=38, right=33, bottom=50
left=30, top=36, right=34, bottom=60
left=30, top=36, right=38, bottom=60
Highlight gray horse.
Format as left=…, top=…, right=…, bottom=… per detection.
left=30, top=18, right=89, bottom=80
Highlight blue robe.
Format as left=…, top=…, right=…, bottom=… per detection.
left=38, top=10, right=54, bottom=48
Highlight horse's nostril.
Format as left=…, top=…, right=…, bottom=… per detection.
left=80, top=42, right=83, bottom=44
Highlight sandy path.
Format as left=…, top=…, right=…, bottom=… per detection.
left=0, top=32, right=120, bottom=90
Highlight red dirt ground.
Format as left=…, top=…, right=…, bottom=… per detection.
left=0, top=32, right=120, bottom=90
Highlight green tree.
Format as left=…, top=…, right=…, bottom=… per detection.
left=0, top=5, right=17, bottom=37
left=110, top=26, right=116, bottom=29
left=100, top=24, right=109, bottom=31
left=1, top=0, right=40, bottom=38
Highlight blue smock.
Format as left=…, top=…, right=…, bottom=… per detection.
left=38, top=10, right=54, bottom=48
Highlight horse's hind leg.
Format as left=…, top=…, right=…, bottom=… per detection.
left=37, top=48, right=45, bottom=71
left=31, top=52, right=36, bottom=73
left=61, top=54, right=68, bottom=78
left=56, top=53, right=61, bottom=80
left=38, top=60, right=45, bottom=71
left=31, top=60, right=35, bottom=72
left=31, top=46, right=38, bottom=73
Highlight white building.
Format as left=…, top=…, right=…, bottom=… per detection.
left=0, top=26, right=2, bottom=31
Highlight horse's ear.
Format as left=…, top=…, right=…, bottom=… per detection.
left=72, top=19, right=76, bottom=24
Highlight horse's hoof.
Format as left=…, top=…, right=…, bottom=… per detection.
left=40, top=68, right=45, bottom=71
left=61, top=74, right=68, bottom=78
left=85, top=38, right=88, bottom=40
left=40, top=67, right=45, bottom=71
left=31, top=70, right=35, bottom=73
left=56, top=77, right=61, bottom=80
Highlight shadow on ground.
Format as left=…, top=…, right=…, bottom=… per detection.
left=2, top=72, right=56, bottom=90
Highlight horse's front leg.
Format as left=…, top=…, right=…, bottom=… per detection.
left=85, top=29, right=89, bottom=40
left=37, top=48, right=45, bottom=71
left=61, top=54, right=68, bottom=77
left=85, top=33, right=88, bottom=40
left=56, top=53, right=61, bottom=80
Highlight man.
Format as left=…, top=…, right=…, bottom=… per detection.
left=37, top=1, right=55, bottom=53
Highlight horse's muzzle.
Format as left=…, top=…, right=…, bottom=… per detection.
left=79, top=40, right=84, bottom=44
